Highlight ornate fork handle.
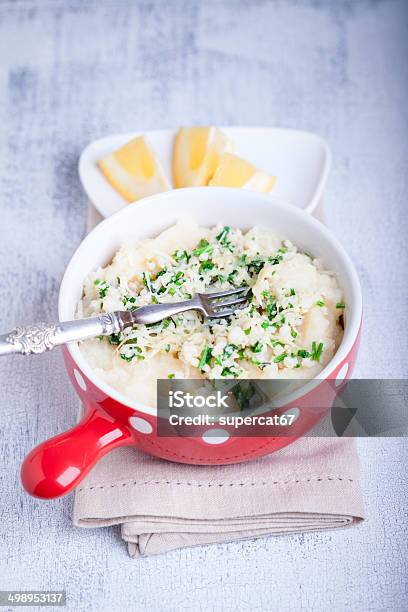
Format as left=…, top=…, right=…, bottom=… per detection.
left=0, top=313, right=125, bottom=356
left=0, top=289, right=246, bottom=357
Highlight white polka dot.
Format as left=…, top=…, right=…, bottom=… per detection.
left=281, top=407, right=300, bottom=423
left=74, top=368, right=87, bottom=391
left=129, top=416, right=153, bottom=434
left=335, top=362, right=349, bottom=386
left=202, top=428, right=230, bottom=445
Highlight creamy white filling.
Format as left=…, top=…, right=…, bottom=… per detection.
left=78, top=218, right=344, bottom=402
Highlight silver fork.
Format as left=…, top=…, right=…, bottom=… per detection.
left=0, top=288, right=248, bottom=356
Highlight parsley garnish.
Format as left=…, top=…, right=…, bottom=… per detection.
left=251, top=341, right=263, bottom=353
left=193, top=239, right=213, bottom=257
left=216, top=226, right=233, bottom=251
left=221, top=366, right=239, bottom=378
left=199, top=260, right=214, bottom=273
left=198, top=345, right=212, bottom=370
left=223, top=344, right=237, bottom=359
left=336, top=302, right=345, bottom=309
left=120, top=353, right=145, bottom=362
left=98, top=281, right=109, bottom=300
left=173, top=249, right=190, bottom=263
left=108, top=333, right=122, bottom=345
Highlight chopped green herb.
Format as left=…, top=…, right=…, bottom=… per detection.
left=266, top=299, right=278, bottom=319
left=268, top=253, right=284, bottom=266
left=94, top=279, right=100, bottom=285
left=274, top=353, right=287, bottom=363
left=155, top=269, right=167, bottom=279
left=251, top=358, right=268, bottom=368
left=164, top=344, right=171, bottom=353
left=251, top=341, right=263, bottom=353
left=232, top=382, right=256, bottom=409
left=142, top=272, right=152, bottom=292
left=198, top=345, right=212, bottom=370
left=297, top=349, right=310, bottom=359
left=221, top=366, right=239, bottom=378
left=336, top=302, right=345, bottom=309
left=216, top=226, right=233, bottom=251
left=173, top=249, right=190, bottom=263
left=167, top=373, right=175, bottom=379
left=244, top=327, right=251, bottom=335
left=290, top=328, right=298, bottom=339
left=290, top=288, right=296, bottom=296
left=316, top=300, right=325, bottom=307
left=120, top=353, right=145, bottom=362
left=108, top=333, right=122, bottom=345
left=227, top=270, right=238, bottom=284
left=193, top=239, right=213, bottom=257
left=122, top=295, right=136, bottom=308
left=247, top=258, right=266, bottom=276
left=199, top=260, right=214, bottom=273
left=223, top=344, right=237, bottom=358
left=311, top=341, right=324, bottom=361
left=261, top=321, right=270, bottom=330
left=98, top=281, right=110, bottom=300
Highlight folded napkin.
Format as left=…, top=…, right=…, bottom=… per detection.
left=74, top=437, right=363, bottom=557
left=73, top=203, right=364, bottom=557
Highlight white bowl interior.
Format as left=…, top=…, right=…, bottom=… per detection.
left=59, top=188, right=362, bottom=415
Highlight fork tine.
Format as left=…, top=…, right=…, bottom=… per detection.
left=209, top=303, right=249, bottom=318
left=205, top=287, right=246, bottom=300
left=213, top=295, right=248, bottom=308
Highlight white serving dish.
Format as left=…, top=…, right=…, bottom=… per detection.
left=78, top=127, right=331, bottom=219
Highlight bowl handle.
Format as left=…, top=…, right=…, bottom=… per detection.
left=20, top=406, right=133, bottom=499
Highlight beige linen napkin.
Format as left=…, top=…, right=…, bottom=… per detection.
left=73, top=203, right=364, bottom=557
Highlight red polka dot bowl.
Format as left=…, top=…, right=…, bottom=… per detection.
left=21, top=187, right=362, bottom=498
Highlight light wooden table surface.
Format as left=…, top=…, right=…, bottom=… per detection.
left=0, top=1, right=407, bottom=610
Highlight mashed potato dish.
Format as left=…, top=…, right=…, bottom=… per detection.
left=78, top=218, right=344, bottom=405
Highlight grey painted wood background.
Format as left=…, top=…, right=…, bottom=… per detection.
left=0, top=1, right=407, bottom=610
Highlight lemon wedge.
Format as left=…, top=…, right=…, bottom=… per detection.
left=173, top=127, right=234, bottom=188
left=98, top=136, right=170, bottom=202
left=209, top=152, right=276, bottom=193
